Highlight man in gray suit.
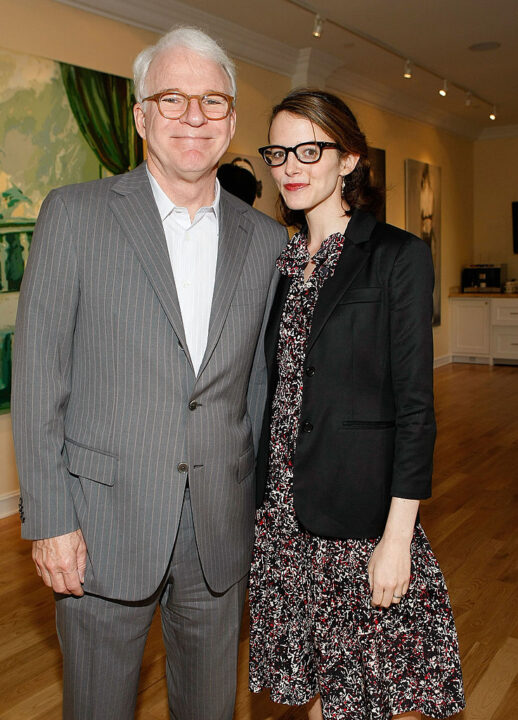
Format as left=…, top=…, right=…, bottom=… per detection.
left=12, top=26, right=285, bottom=720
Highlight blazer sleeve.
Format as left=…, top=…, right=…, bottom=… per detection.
left=12, top=190, right=80, bottom=539
left=388, top=234, right=436, bottom=499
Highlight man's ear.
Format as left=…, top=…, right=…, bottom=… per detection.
left=229, top=108, right=236, bottom=141
left=134, top=103, right=146, bottom=140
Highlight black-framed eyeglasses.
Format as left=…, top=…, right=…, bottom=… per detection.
left=258, top=141, right=340, bottom=166
left=142, top=90, right=235, bottom=120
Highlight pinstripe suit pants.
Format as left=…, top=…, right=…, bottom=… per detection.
left=55, top=488, right=248, bottom=720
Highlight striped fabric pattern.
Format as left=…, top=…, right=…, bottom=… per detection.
left=12, top=163, right=287, bottom=600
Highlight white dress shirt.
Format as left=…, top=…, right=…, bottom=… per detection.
left=147, top=168, right=220, bottom=375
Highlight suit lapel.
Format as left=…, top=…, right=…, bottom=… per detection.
left=305, top=210, right=377, bottom=356
left=195, top=190, right=253, bottom=378
left=109, top=165, right=192, bottom=368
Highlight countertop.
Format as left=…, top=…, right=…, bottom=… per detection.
left=449, top=292, right=518, bottom=299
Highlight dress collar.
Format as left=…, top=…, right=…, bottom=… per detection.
left=276, top=226, right=347, bottom=281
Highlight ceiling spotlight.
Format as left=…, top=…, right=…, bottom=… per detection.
left=403, top=59, right=412, bottom=79
left=439, top=79, right=448, bottom=97
left=465, top=91, right=472, bottom=107
left=489, top=105, right=497, bottom=120
left=313, top=13, right=323, bottom=38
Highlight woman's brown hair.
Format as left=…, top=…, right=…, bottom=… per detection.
left=268, top=89, right=384, bottom=229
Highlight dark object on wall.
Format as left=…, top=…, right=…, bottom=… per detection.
left=217, top=158, right=262, bottom=206
left=367, top=147, right=386, bottom=223
left=513, top=201, right=518, bottom=253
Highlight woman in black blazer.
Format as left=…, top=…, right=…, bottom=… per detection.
left=248, top=89, right=464, bottom=720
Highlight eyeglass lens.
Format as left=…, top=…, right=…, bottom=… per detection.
left=262, top=143, right=324, bottom=166
left=158, top=92, right=231, bottom=119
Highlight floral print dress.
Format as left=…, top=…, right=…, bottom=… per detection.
left=248, top=229, right=465, bottom=719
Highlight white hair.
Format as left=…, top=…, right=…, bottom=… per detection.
left=133, top=25, right=236, bottom=102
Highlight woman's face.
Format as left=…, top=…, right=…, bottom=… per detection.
left=268, top=111, right=357, bottom=217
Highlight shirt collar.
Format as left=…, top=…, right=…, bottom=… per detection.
left=146, top=165, right=220, bottom=223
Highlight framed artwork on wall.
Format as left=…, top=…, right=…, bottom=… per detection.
left=0, top=47, right=141, bottom=413
left=405, top=159, right=442, bottom=327
left=512, top=201, right=518, bottom=254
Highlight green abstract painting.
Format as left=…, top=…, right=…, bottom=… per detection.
left=0, top=47, right=141, bottom=413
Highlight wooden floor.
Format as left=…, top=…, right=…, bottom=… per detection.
left=1, top=363, right=517, bottom=719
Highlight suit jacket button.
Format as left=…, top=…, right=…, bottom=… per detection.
left=188, top=401, right=198, bottom=411
left=305, top=366, right=315, bottom=376
left=301, top=420, right=313, bottom=433
left=177, top=463, right=189, bottom=473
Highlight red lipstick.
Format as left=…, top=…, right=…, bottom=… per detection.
left=284, top=183, right=307, bottom=191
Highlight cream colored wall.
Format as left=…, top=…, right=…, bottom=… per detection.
left=473, top=136, right=518, bottom=279
left=0, top=0, right=157, bottom=77
left=227, top=61, right=291, bottom=153
left=0, top=415, right=18, bottom=494
left=0, top=0, right=474, bottom=508
left=336, top=96, right=474, bottom=361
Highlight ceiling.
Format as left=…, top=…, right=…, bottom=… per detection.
left=58, top=0, right=518, bottom=139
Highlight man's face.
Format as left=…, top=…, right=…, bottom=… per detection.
left=134, top=47, right=236, bottom=184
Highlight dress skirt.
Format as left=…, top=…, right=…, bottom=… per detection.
left=249, top=464, right=466, bottom=719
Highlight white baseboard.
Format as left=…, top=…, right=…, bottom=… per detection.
left=451, top=355, right=490, bottom=365
left=0, top=491, right=20, bottom=519
left=434, top=354, right=452, bottom=368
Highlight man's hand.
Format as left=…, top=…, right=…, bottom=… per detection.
left=32, top=529, right=87, bottom=596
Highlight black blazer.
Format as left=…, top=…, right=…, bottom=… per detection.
left=256, top=209, right=436, bottom=539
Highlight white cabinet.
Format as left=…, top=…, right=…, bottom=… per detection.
left=450, top=297, right=518, bottom=365
left=491, top=299, right=518, bottom=362
left=450, top=298, right=491, bottom=362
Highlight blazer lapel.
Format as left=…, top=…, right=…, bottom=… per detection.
left=264, top=273, right=290, bottom=378
left=195, top=190, right=253, bottom=378
left=305, top=210, right=377, bottom=356
left=109, top=165, right=192, bottom=367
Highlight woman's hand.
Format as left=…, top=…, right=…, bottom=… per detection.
left=368, top=497, right=420, bottom=608
left=368, top=535, right=411, bottom=607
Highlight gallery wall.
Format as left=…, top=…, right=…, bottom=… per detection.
left=0, top=0, right=506, bottom=510
left=473, top=136, right=518, bottom=280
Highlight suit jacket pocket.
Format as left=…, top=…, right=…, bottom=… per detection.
left=237, top=444, right=255, bottom=483
left=338, top=287, right=382, bottom=304
left=64, top=438, right=117, bottom=486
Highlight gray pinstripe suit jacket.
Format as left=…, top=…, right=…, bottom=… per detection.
left=12, top=163, right=286, bottom=601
